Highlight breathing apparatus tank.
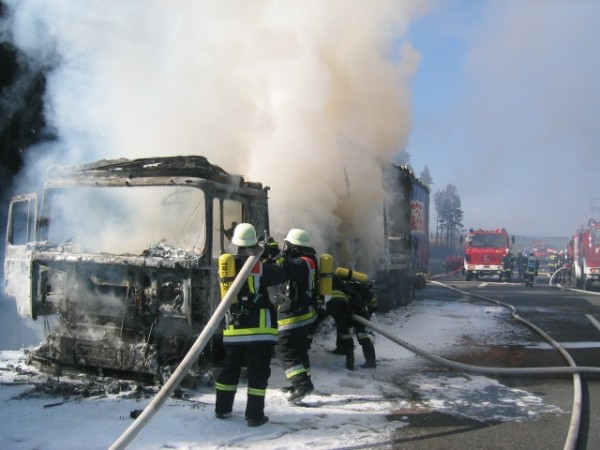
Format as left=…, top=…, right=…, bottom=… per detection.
left=218, top=253, right=237, bottom=303
left=319, top=254, right=334, bottom=299
left=335, top=267, right=369, bottom=285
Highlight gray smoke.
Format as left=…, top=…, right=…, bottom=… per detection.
left=2, top=0, right=430, bottom=269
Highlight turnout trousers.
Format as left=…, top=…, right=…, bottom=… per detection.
left=276, top=323, right=314, bottom=389
left=215, top=343, right=272, bottom=421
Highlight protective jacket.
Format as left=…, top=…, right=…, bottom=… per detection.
left=276, top=254, right=318, bottom=331
left=525, top=255, right=540, bottom=275
left=222, top=258, right=284, bottom=345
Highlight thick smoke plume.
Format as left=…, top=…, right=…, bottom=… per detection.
left=3, top=0, right=426, bottom=271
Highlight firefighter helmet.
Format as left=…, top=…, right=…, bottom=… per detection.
left=232, top=223, right=258, bottom=247
left=284, top=228, right=311, bottom=247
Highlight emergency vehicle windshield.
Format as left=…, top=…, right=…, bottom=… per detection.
left=469, top=234, right=507, bottom=249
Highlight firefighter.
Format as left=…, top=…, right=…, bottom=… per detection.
left=527, top=252, right=540, bottom=276
left=501, top=253, right=512, bottom=281
left=215, top=223, right=284, bottom=427
left=548, top=252, right=558, bottom=274
left=347, top=279, right=378, bottom=369
left=275, top=228, right=319, bottom=404
left=326, top=277, right=356, bottom=370
left=515, top=252, right=525, bottom=279
left=326, top=274, right=378, bottom=369
left=523, top=252, right=540, bottom=287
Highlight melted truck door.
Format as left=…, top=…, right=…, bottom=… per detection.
left=4, top=193, right=37, bottom=318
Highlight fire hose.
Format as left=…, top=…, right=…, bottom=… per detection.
left=109, top=248, right=263, bottom=450
left=109, top=261, right=596, bottom=449
left=353, top=279, right=600, bottom=450
left=430, top=266, right=463, bottom=279
left=549, top=266, right=568, bottom=286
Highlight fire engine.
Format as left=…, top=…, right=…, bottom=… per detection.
left=571, top=219, right=600, bottom=290
left=463, top=228, right=513, bottom=281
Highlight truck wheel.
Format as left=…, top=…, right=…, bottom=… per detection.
left=466, top=272, right=472, bottom=281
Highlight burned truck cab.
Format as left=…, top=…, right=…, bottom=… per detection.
left=3, top=156, right=270, bottom=378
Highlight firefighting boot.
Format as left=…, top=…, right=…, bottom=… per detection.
left=288, top=373, right=314, bottom=404
left=215, top=389, right=235, bottom=419
left=245, top=393, right=267, bottom=426
left=329, top=334, right=345, bottom=355
left=359, top=339, right=377, bottom=369
left=344, top=339, right=355, bottom=371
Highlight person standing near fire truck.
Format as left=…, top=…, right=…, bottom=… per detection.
left=275, top=229, right=319, bottom=404
left=523, top=252, right=540, bottom=287
left=516, top=252, right=525, bottom=279
left=215, top=223, right=284, bottom=427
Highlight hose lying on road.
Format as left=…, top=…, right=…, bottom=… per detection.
left=109, top=248, right=263, bottom=450
left=353, top=279, right=596, bottom=450
left=549, top=266, right=568, bottom=286
left=351, top=313, right=599, bottom=376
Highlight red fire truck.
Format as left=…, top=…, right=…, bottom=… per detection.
left=571, top=219, right=600, bottom=290
left=464, top=228, right=513, bottom=281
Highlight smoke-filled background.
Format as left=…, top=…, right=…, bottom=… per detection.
left=0, top=0, right=427, bottom=270
left=2, top=0, right=599, bottom=256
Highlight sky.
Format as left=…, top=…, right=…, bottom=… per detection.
left=406, top=0, right=600, bottom=237
left=1, top=0, right=598, bottom=253
left=0, top=294, right=566, bottom=450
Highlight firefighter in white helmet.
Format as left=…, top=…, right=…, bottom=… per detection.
left=214, top=223, right=284, bottom=427
left=275, top=228, right=319, bottom=404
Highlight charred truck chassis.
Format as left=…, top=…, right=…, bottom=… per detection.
left=4, top=156, right=270, bottom=379
left=4, top=156, right=429, bottom=377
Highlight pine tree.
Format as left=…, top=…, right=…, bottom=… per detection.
left=434, top=184, right=463, bottom=249
left=419, top=166, right=433, bottom=187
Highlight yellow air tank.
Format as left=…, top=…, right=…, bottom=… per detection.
left=319, top=254, right=333, bottom=297
left=335, top=267, right=369, bottom=284
left=218, top=253, right=237, bottom=303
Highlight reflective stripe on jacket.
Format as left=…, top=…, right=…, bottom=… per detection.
left=223, top=307, right=277, bottom=344
left=222, top=258, right=282, bottom=345
left=277, top=306, right=317, bottom=332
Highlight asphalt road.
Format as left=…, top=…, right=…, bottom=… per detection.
left=383, top=273, right=600, bottom=450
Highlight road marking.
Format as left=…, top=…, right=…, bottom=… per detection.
left=478, top=283, right=488, bottom=288
left=586, top=314, right=600, bottom=332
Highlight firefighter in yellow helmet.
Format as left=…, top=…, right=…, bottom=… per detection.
left=215, top=223, right=284, bottom=427
left=275, top=228, right=319, bottom=404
